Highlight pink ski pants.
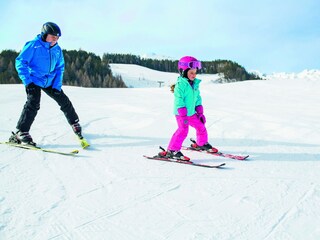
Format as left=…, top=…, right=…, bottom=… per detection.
left=168, top=114, right=208, bottom=151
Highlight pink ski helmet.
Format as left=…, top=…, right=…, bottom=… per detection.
left=178, top=56, right=202, bottom=71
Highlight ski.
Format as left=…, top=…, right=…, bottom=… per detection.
left=0, top=142, right=79, bottom=156
left=183, top=138, right=249, bottom=160
left=143, top=155, right=225, bottom=168
left=182, top=146, right=249, bottom=160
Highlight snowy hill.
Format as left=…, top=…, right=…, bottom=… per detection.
left=109, top=64, right=223, bottom=88
left=110, top=63, right=320, bottom=88
left=1, top=67, right=320, bottom=240
left=140, top=53, right=174, bottom=61
left=267, top=69, right=320, bottom=82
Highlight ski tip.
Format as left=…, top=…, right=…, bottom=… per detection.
left=71, top=150, right=79, bottom=154
left=238, top=155, right=249, bottom=160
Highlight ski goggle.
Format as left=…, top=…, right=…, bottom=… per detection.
left=178, top=60, right=202, bottom=70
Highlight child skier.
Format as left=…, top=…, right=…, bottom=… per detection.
left=159, top=56, right=218, bottom=160
left=9, top=22, right=87, bottom=147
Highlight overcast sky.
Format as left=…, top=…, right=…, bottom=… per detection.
left=0, top=0, right=319, bottom=73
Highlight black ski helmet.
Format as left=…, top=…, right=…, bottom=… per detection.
left=41, top=22, right=61, bottom=40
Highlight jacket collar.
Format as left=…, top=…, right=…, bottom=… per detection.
left=178, top=76, right=201, bottom=86
left=35, top=34, right=54, bottom=49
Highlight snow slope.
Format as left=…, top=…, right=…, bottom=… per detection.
left=109, top=64, right=222, bottom=88
left=1, top=66, right=320, bottom=240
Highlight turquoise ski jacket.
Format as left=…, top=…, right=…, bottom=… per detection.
left=173, top=76, right=202, bottom=116
left=15, top=34, right=64, bottom=90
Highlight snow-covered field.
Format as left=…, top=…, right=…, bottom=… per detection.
left=1, top=65, right=320, bottom=240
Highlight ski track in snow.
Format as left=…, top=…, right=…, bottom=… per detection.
left=263, top=185, right=315, bottom=240
left=1, top=68, right=320, bottom=239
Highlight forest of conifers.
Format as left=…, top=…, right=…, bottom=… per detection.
left=0, top=49, right=126, bottom=88
left=0, top=49, right=260, bottom=87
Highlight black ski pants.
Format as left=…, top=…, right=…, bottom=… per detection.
left=16, top=84, right=79, bottom=132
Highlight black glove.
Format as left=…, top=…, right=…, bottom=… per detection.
left=26, top=82, right=37, bottom=94
left=52, top=88, right=62, bottom=96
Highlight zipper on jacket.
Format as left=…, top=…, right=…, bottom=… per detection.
left=45, top=48, right=51, bottom=88
left=187, top=80, right=196, bottom=115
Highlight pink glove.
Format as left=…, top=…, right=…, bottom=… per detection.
left=177, top=107, right=187, bottom=117
left=195, top=105, right=206, bottom=124
left=177, top=107, right=188, bottom=125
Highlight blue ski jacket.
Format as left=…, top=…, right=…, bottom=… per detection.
left=15, top=34, right=64, bottom=90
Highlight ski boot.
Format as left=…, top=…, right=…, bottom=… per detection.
left=158, top=149, right=190, bottom=161
left=191, top=141, right=218, bottom=153
left=72, top=122, right=83, bottom=139
left=71, top=122, right=90, bottom=149
left=9, top=131, right=36, bottom=146
left=167, top=150, right=190, bottom=161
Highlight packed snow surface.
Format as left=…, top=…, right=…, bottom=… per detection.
left=1, top=65, right=320, bottom=240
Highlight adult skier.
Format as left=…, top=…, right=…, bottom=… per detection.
left=9, top=22, right=85, bottom=147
